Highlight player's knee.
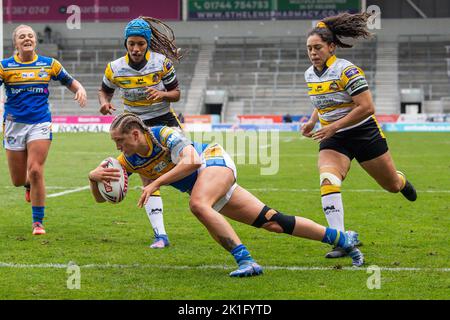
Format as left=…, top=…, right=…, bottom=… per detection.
left=384, top=180, right=403, bottom=193
left=320, top=172, right=342, bottom=196
left=262, top=222, right=284, bottom=233
left=189, top=198, right=209, bottom=218
left=252, top=206, right=296, bottom=235
left=27, top=165, right=43, bottom=182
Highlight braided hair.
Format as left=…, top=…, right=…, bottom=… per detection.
left=308, top=12, right=373, bottom=48
left=110, top=113, right=169, bottom=155
left=138, top=16, right=183, bottom=62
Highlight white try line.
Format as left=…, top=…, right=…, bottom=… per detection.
left=46, top=186, right=90, bottom=198
left=0, top=262, right=448, bottom=272
left=3, top=186, right=448, bottom=199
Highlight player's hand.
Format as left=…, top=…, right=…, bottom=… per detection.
left=312, top=124, right=338, bottom=142
left=145, top=87, right=166, bottom=101
left=88, top=164, right=121, bottom=184
left=300, top=121, right=315, bottom=138
left=99, top=103, right=116, bottom=115
left=74, top=87, right=87, bottom=108
left=137, top=181, right=160, bottom=208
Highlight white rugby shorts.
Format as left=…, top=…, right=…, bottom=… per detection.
left=3, top=120, right=52, bottom=151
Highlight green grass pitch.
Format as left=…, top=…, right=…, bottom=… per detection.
left=0, top=131, right=449, bottom=299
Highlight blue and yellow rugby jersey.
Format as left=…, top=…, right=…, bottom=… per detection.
left=305, top=55, right=370, bottom=130
left=117, top=126, right=208, bottom=193
left=0, top=53, right=73, bottom=124
left=102, top=51, right=179, bottom=120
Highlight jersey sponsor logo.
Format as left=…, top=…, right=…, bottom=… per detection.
left=119, top=80, right=131, bottom=85
left=350, top=79, right=367, bottom=92
left=10, top=87, right=45, bottom=95
left=315, top=84, right=324, bottom=92
left=153, top=161, right=168, bottom=173
left=35, top=62, right=47, bottom=66
left=22, top=72, right=35, bottom=78
left=7, top=63, right=20, bottom=67
left=344, top=67, right=360, bottom=78
left=136, top=78, right=146, bottom=85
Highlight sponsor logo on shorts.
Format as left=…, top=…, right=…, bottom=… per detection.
left=7, top=136, right=17, bottom=145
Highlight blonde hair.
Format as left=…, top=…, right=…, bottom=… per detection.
left=110, top=113, right=169, bottom=155
left=12, top=25, right=37, bottom=52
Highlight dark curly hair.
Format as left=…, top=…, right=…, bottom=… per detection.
left=308, top=12, right=373, bottom=48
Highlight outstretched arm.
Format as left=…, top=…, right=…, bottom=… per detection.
left=66, top=79, right=87, bottom=108
left=137, top=145, right=201, bottom=207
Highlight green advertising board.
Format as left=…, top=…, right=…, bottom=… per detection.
left=188, top=0, right=361, bottom=20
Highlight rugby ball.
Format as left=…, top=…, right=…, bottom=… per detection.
left=97, top=157, right=128, bottom=204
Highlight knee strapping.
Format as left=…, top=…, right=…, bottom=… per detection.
left=320, top=172, right=342, bottom=196
left=252, top=206, right=296, bottom=234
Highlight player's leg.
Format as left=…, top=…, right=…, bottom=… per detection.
left=141, top=175, right=169, bottom=249
left=359, top=151, right=417, bottom=201
left=318, top=149, right=352, bottom=258
left=26, top=139, right=51, bottom=235
left=219, top=186, right=364, bottom=267
left=190, top=166, right=263, bottom=277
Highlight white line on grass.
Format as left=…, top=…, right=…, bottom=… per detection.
left=47, top=186, right=90, bottom=198
left=0, top=262, right=448, bottom=272
left=5, top=186, right=448, bottom=199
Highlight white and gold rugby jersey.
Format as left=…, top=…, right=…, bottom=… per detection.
left=102, top=51, right=178, bottom=120
left=305, top=55, right=370, bottom=129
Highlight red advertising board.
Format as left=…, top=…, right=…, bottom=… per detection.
left=3, top=0, right=180, bottom=22
left=238, top=115, right=283, bottom=124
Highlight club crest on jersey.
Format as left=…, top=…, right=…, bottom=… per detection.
left=152, top=74, right=159, bottom=83
left=329, top=81, right=339, bottom=91
left=153, top=161, right=168, bottom=173
left=38, top=68, right=49, bottom=78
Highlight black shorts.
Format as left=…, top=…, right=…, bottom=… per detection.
left=142, top=111, right=182, bottom=128
left=319, top=116, right=388, bottom=163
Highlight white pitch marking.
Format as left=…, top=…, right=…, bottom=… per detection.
left=47, top=186, right=90, bottom=198
left=248, top=188, right=450, bottom=194
left=0, top=262, right=448, bottom=272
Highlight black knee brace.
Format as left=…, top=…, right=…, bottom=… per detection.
left=251, top=205, right=296, bottom=235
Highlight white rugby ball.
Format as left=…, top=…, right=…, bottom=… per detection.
left=97, top=157, right=128, bottom=204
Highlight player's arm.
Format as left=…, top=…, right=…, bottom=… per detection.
left=137, top=145, right=201, bottom=208
left=88, top=164, right=121, bottom=203
left=301, top=108, right=319, bottom=138
left=67, top=79, right=87, bottom=108
left=145, top=58, right=180, bottom=102
left=99, top=63, right=117, bottom=115
left=98, top=84, right=117, bottom=115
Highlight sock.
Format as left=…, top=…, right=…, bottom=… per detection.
left=321, top=185, right=345, bottom=232
left=321, top=227, right=346, bottom=247
left=231, top=244, right=254, bottom=265
left=32, top=206, right=45, bottom=224
left=144, top=195, right=167, bottom=237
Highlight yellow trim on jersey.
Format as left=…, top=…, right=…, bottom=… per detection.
left=141, top=133, right=154, bottom=157
left=319, top=118, right=332, bottom=126
left=159, top=127, right=175, bottom=145
left=151, top=190, right=161, bottom=196
left=317, top=102, right=354, bottom=115
left=113, top=73, right=162, bottom=88
left=340, top=65, right=366, bottom=87
left=308, top=80, right=345, bottom=96
left=117, top=154, right=132, bottom=173
left=325, top=55, right=337, bottom=68
left=7, top=81, right=50, bottom=85
left=371, top=115, right=386, bottom=139
left=123, top=97, right=164, bottom=107
left=13, top=53, right=38, bottom=64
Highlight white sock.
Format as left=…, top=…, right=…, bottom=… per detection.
left=321, top=193, right=345, bottom=232
left=144, top=196, right=167, bottom=237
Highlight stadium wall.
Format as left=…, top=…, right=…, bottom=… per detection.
left=3, top=18, right=450, bottom=43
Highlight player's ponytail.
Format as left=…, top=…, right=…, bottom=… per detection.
left=309, top=12, right=373, bottom=48
left=139, top=16, right=183, bottom=62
